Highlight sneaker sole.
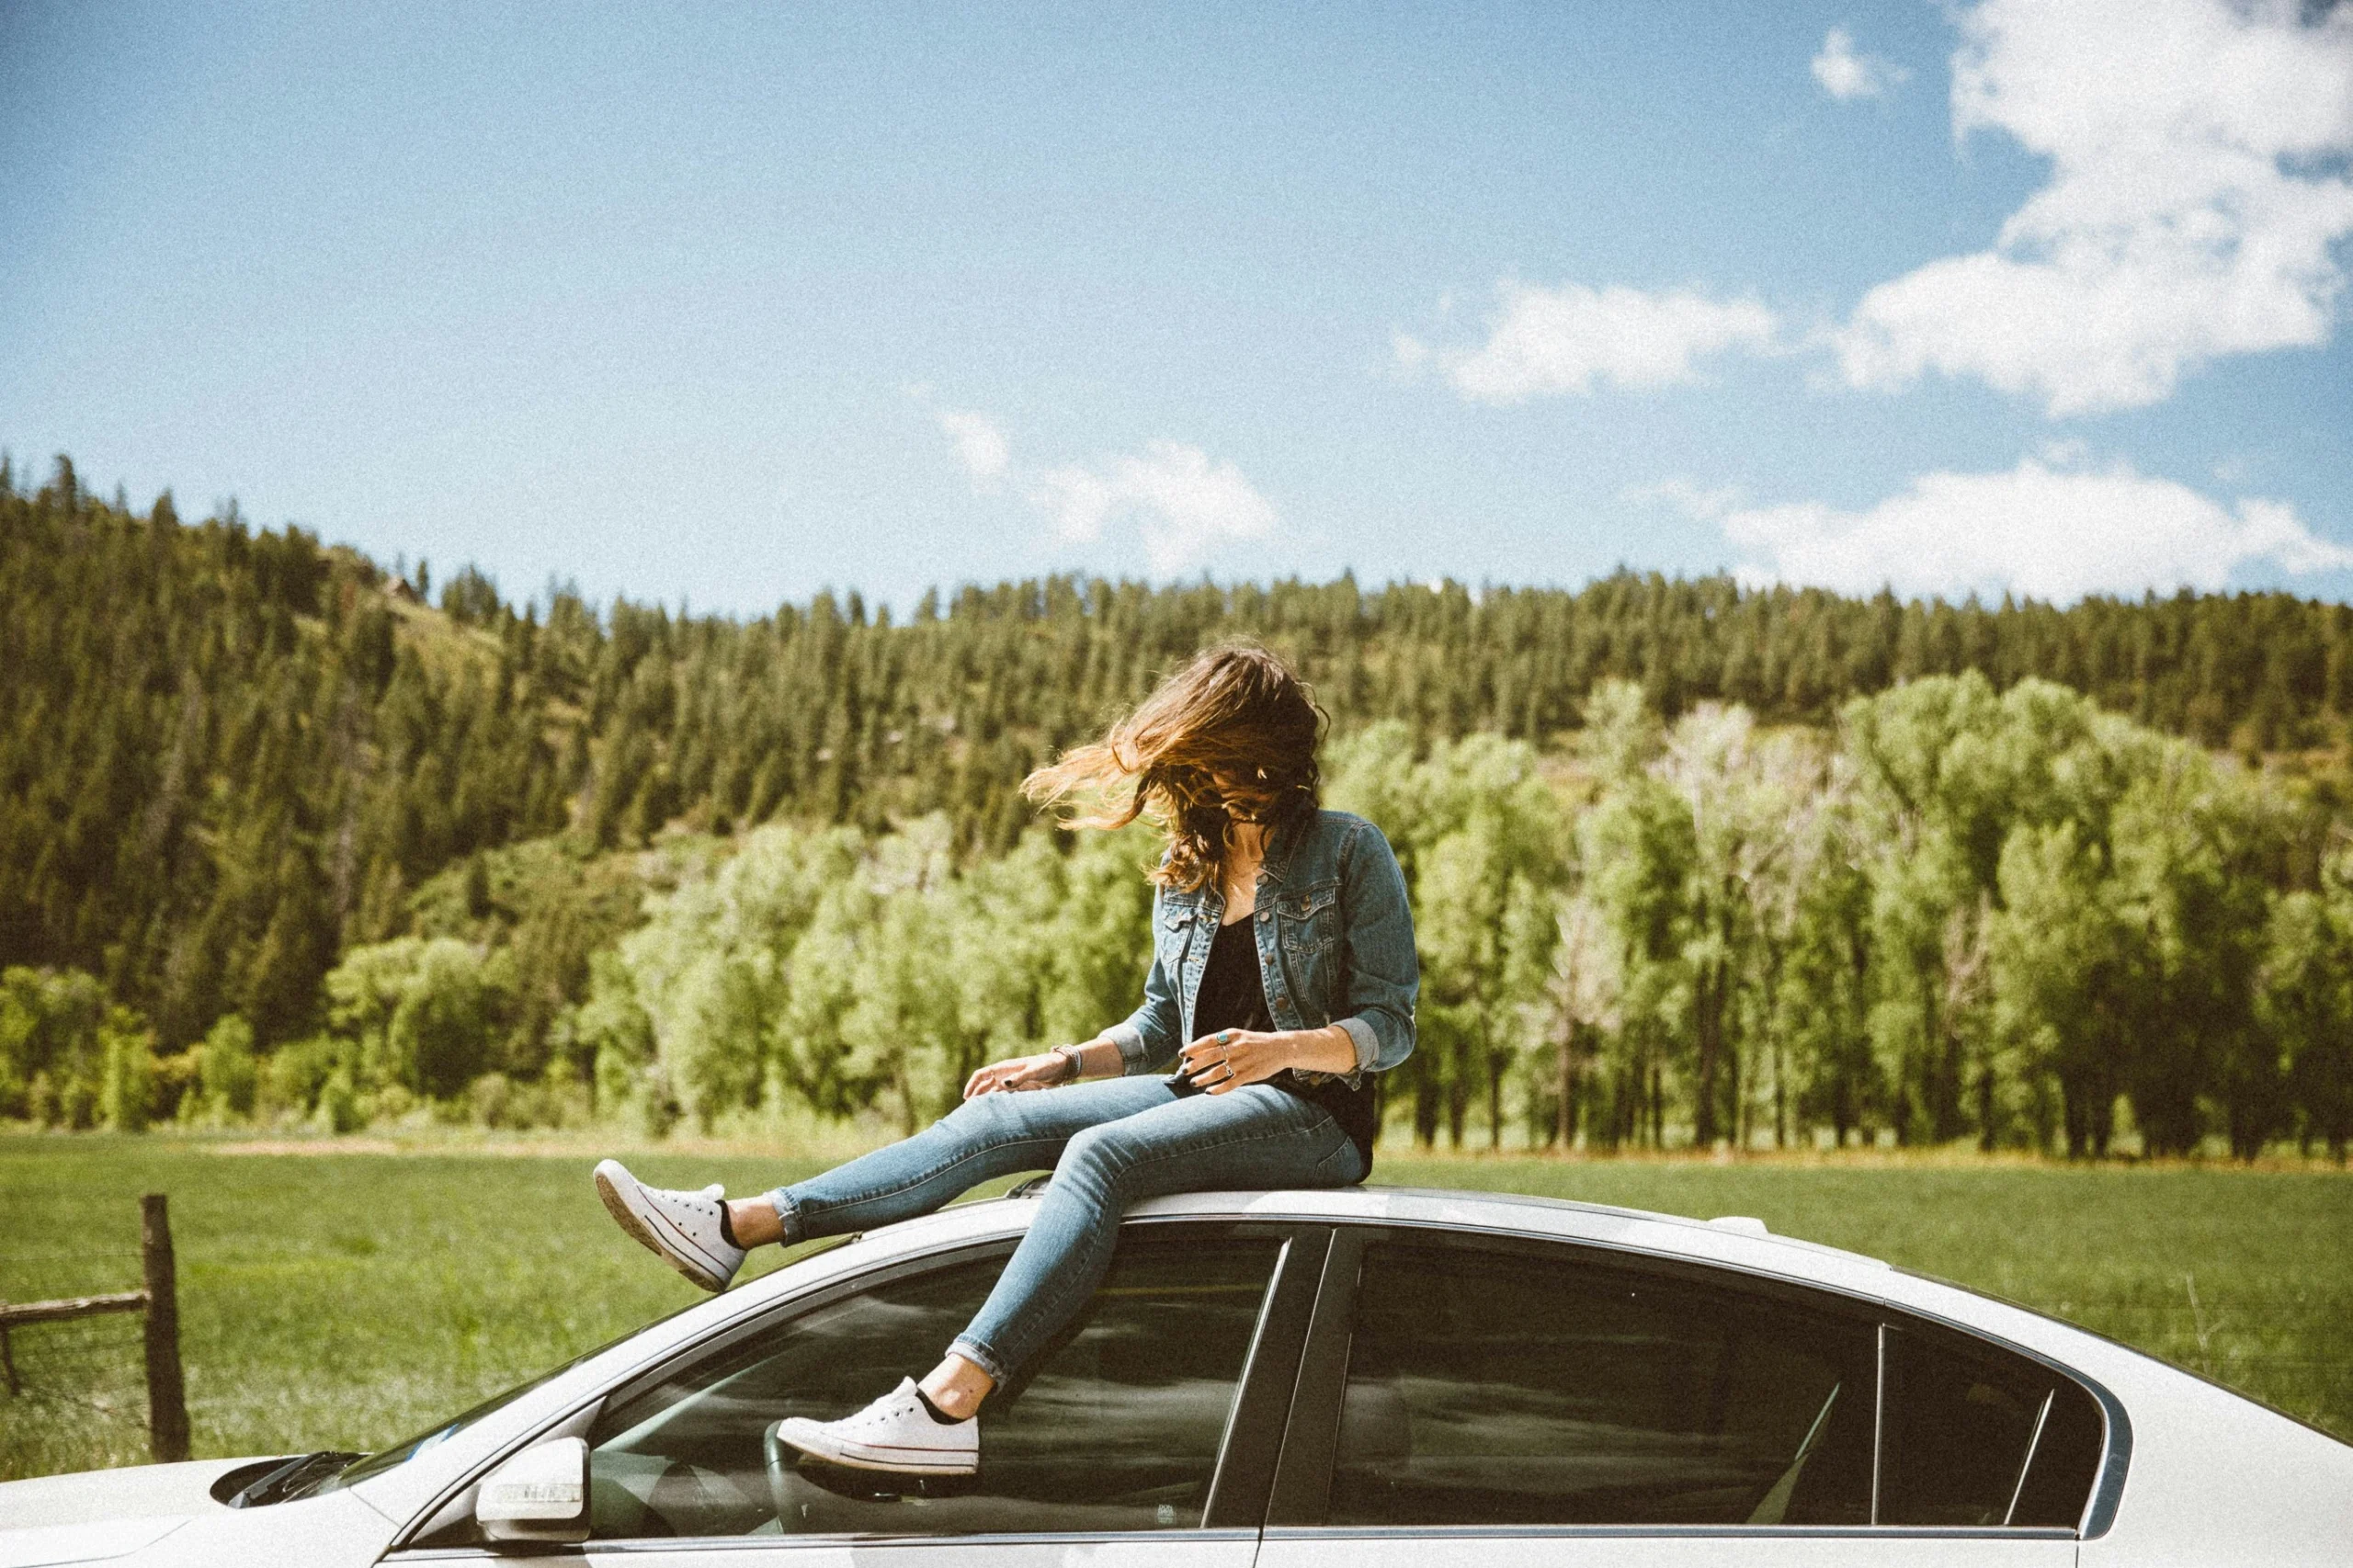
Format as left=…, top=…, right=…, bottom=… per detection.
left=776, top=1420, right=978, bottom=1476
left=594, top=1161, right=733, bottom=1293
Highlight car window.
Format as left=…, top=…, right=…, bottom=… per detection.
left=1878, top=1323, right=2103, bottom=1528
left=584, top=1227, right=1281, bottom=1539
left=1326, top=1239, right=1877, bottom=1528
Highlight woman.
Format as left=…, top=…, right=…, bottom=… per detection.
left=591, top=644, right=1417, bottom=1475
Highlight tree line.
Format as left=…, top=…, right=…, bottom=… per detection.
left=4, top=455, right=2351, bottom=1156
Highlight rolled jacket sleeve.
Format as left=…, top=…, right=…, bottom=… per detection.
left=1331, top=824, right=1417, bottom=1074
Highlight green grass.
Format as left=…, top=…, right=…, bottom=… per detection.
left=3, top=1137, right=2347, bottom=1481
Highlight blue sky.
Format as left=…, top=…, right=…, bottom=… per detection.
left=4, top=0, right=2349, bottom=615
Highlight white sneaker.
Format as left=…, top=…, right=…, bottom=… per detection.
left=775, top=1378, right=980, bottom=1475
left=592, top=1159, right=745, bottom=1292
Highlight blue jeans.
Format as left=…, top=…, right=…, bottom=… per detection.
left=763, top=1077, right=1366, bottom=1382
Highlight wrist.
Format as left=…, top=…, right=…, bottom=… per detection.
left=1281, top=1026, right=1357, bottom=1075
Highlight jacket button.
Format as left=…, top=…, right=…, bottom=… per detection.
left=1258, top=910, right=1270, bottom=922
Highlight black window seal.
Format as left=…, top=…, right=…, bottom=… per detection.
left=1264, top=1218, right=2129, bottom=1540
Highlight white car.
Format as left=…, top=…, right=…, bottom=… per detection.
left=3, top=1185, right=2348, bottom=1567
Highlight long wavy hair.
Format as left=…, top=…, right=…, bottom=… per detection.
left=1023, top=644, right=1325, bottom=892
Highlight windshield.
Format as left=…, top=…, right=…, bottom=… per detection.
left=292, top=1239, right=857, bottom=1500
left=299, top=1312, right=685, bottom=1498
left=302, top=1358, right=581, bottom=1496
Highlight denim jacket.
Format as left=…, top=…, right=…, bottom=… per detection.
left=1105, top=809, right=1418, bottom=1081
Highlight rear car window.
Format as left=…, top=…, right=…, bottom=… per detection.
left=1329, top=1240, right=1878, bottom=1526
left=1325, top=1235, right=2105, bottom=1532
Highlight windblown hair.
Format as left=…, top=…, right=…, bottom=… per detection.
left=1023, top=644, right=1324, bottom=892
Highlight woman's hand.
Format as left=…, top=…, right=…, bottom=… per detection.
left=963, top=1051, right=1074, bottom=1098
left=1177, top=1028, right=1295, bottom=1095
left=1178, top=1025, right=1358, bottom=1092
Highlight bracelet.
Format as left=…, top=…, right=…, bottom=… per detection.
left=1051, top=1044, right=1086, bottom=1084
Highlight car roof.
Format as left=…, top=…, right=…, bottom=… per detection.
left=922, top=1182, right=1898, bottom=1290
left=881, top=1186, right=2165, bottom=1403
left=1148, top=1182, right=1888, bottom=1256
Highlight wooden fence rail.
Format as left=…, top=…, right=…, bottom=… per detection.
left=0, top=1290, right=148, bottom=1330
left=0, top=1193, right=189, bottom=1462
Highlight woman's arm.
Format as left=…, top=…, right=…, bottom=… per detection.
left=1328, top=823, right=1418, bottom=1074
left=963, top=1037, right=1120, bottom=1096
left=1176, top=1022, right=1354, bottom=1093
left=1053, top=1037, right=1125, bottom=1081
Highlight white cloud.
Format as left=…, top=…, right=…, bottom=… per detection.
left=1654, top=455, right=2353, bottom=602
left=926, top=405, right=1279, bottom=574
left=1812, top=27, right=1910, bottom=101
left=1444, top=281, right=1780, bottom=403
left=1621, top=476, right=1749, bottom=518
left=1029, top=440, right=1278, bottom=575
left=937, top=409, right=1010, bottom=486
left=1837, top=0, right=2353, bottom=416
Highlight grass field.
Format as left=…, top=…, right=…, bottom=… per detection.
left=3, top=1134, right=2347, bottom=1481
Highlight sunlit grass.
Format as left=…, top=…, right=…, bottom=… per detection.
left=3, top=1135, right=2345, bottom=1480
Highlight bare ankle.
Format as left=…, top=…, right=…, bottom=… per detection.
left=725, top=1198, right=786, bottom=1249
left=919, top=1353, right=995, bottom=1420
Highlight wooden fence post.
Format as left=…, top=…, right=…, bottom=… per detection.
left=140, top=1193, right=188, bottom=1463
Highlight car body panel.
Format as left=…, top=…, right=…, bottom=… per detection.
left=135, top=1489, right=393, bottom=1568
left=0, top=1484, right=394, bottom=1568
left=1256, top=1528, right=2077, bottom=1568
left=0, top=1516, right=190, bottom=1568
left=0, top=1460, right=255, bottom=1529
left=394, top=1533, right=1262, bottom=1568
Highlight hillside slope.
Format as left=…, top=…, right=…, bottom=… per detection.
left=7, top=453, right=2353, bottom=1054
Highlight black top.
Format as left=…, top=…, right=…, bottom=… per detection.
left=1177, top=914, right=1377, bottom=1173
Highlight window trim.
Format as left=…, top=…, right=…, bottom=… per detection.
left=390, top=1215, right=1323, bottom=1556
left=1869, top=1323, right=1887, bottom=1528
left=1265, top=1220, right=2128, bottom=1541
left=2005, top=1387, right=2057, bottom=1527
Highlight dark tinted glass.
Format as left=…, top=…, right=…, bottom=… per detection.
left=1328, top=1241, right=1876, bottom=1527
left=585, top=1229, right=1279, bottom=1538
left=1878, top=1324, right=2102, bottom=1528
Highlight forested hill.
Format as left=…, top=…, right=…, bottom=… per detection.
left=6, top=453, right=2353, bottom=1055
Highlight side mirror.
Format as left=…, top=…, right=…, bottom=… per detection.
left=475, top=1436, right=590, bottom=1545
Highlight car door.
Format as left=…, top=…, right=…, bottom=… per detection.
left=1252, top=1226, right=2092, bottom=1568
left=385, top=1218, right=1324, bottom=1568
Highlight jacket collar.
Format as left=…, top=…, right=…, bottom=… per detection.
left=1256, top=807, right=1312, bottom=887
left=1168, top=808, right=1312, bottom=903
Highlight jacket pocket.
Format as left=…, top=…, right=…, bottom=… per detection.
left=1277, top=881, right=1340, bottom=955
left=1158, top=903, right=1199, bottom=971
